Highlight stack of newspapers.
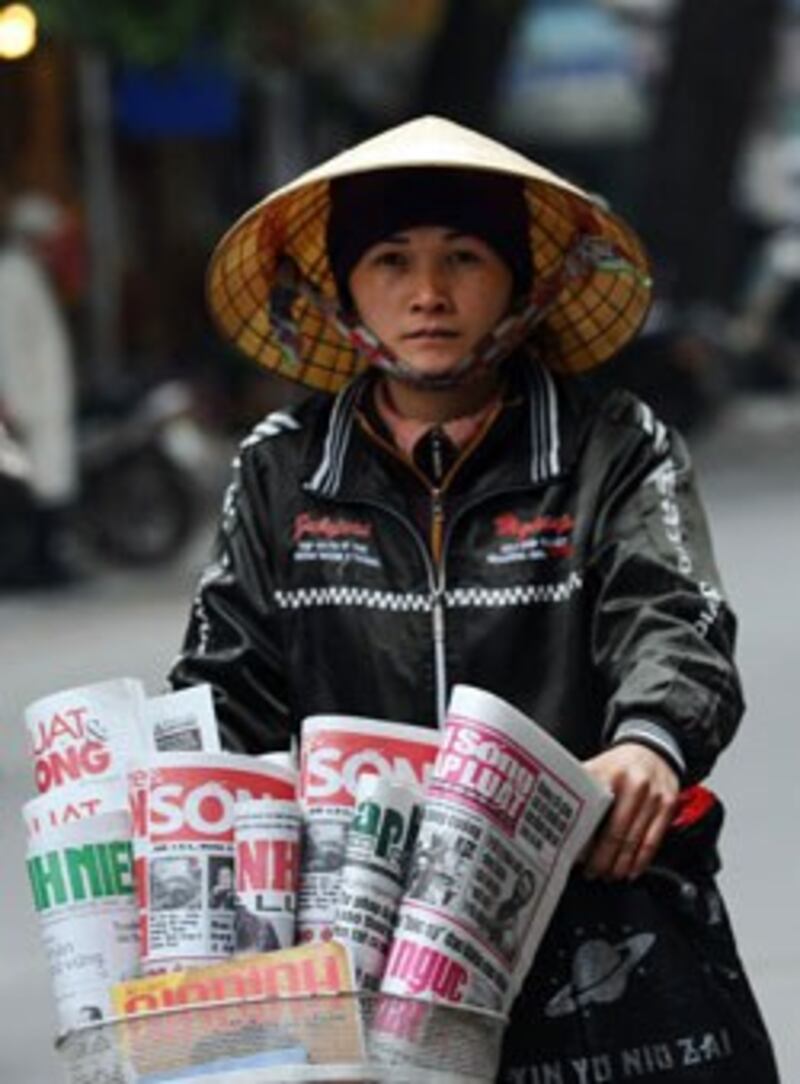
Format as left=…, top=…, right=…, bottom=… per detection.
left=22, top=678, right=610, bottom=1081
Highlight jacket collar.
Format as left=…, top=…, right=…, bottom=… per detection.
left=305, top=359, right=566, bottom=499
left=521, top=360, right=563, bottom=485
left=305, top=374, right=365, bottom=498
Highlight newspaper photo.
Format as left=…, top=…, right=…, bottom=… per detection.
left=25, top=677, right=146, bottom=797
left=142, top=685, right=221, bottom=753
left=26, top=809, right=140, bottom=1034
left=233, top=798, right=302, bottom=953
left=333, top=774, right=422, bottom=990
left=129, top=752, right=297, bottom=974
left=381, top=685, right=612, bottom=1014
left=297, top=715, right=440, bottom=943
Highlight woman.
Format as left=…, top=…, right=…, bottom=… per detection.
left=171, top=117, right=778, bottom=1080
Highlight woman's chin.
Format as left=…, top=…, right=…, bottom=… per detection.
left=394, top=348, right=467, bottom=380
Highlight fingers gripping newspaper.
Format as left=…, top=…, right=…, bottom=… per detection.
left=381, top=685, right=612, bottom=1015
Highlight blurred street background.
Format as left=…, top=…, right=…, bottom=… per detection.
left=1, top=0, right=799, bottom=1080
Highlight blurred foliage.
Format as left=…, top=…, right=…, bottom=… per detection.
left=31, top=0, right=442, bottom=67
left=32, top=0, right=245, bottom=65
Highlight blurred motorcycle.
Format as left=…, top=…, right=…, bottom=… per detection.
left=76, top=379, right=210, bottom=566
left=0, top=379, right=211, bottom=580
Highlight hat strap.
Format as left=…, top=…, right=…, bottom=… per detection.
left=268, top=232, right=644, bottom=387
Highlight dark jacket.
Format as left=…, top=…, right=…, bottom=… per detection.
left=170, top=360, right=743, bottom=785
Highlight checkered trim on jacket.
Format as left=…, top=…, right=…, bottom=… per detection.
left=274, top=586, right=433, bottom=612
left=273, top=573, right=583, bottom=613
left=446, top=572, right=584, bottom=608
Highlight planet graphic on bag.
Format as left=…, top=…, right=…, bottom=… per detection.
left=544, top=932, right=656, bottom=1017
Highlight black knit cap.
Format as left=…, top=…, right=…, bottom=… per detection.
left=326, top=166, right=533, bottom=307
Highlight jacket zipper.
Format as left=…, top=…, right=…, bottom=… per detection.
left=308, top=487, right=447, bottom=723
left=430, top=488, right=447, bottom=725
left=313, top=399, right=510, bottom=727
left=431, top=486, right=445, bottom=565
left=438, top=481, right=546, bottom=562
left=306, top=480, right=552, bottom=729
left=343, top=422, right=453, bottom=723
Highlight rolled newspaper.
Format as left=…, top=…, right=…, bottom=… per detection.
left=332, top=774, right=422, bottom=989
left=381, top=685, right=612, bottom=1014
left=297, top=714, right=440, bottom=943
left=129, top=752, right=296, bottom=974
left=25, top=677, right=145, bottom=796
left=22, top=778, right=127, bottom=839
left=260, top=750, right=298, bottom=776
left=26, top=809, right=140, bottom=1033
left=233, top=798, right=302, bottom=953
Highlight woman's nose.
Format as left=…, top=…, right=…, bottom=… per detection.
left=409, top=263, right=451, bottom=310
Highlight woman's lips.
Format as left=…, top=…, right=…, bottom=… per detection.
left=403, top=328, right=458, bottom=340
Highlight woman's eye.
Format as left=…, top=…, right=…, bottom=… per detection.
left=373, top=250, right=407, bottom=269
left=450, top=248, right=482, bottom=265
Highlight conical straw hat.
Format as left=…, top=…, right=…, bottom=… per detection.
left=207, top=115, right=652, bottom=393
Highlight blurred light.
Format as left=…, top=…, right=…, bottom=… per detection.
left=0, top=4, right=37, bottom=60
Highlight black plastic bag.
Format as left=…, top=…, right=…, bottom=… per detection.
left=498, top=789, right=780, bottom=1083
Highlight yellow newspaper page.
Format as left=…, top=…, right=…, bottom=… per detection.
left=108, top=942, right=364, bottom=1074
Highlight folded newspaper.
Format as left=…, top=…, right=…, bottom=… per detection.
left=23, top=680, right=221, bottom=838
left=108, top=942, right=365, bottom=1076
left=26, top=809, right=140, bottom=1033
left=22, top=680, right=224, bottom=1035
left=128, top=752, right=297, bottom=974
left=297, top=714, right=439, bottom=944
left=381, top=684, right=613, bottom=1015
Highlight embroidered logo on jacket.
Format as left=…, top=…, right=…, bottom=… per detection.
left=488, top=513, right=575, bottom=565
left=292, top=513, right=380, bottom=570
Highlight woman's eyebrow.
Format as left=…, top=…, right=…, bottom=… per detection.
left=444, top=231, right=487, bottom=244
left=374, top=233, right=411, bottom=245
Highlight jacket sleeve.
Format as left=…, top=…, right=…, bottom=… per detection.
left=587, top=395, right=744, bottom=784
left=168, top=441, right=293, bottom=754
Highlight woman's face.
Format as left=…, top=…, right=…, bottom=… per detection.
left=348, top=226, right=514, bottom=379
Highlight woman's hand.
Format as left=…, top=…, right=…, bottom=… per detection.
left=582, top=744, right=680, bottom=881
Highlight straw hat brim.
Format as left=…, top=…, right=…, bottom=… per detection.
left=207, top=115, right=652, bottom=393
